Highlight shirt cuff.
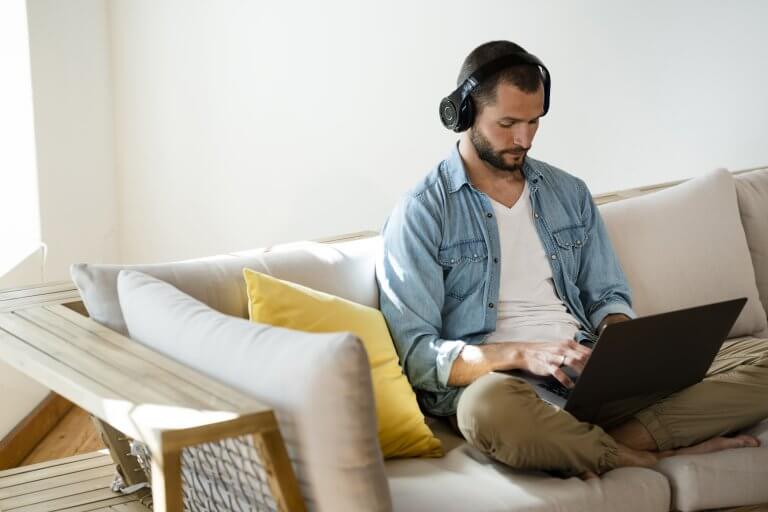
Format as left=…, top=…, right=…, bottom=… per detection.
left=436, top=339, right=466, bottom=387
left=588, top=300, right=637, bottom=331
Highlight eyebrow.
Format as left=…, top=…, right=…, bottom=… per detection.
left=499, top=115, right=541, bottom=123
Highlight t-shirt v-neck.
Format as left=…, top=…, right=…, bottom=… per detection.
left=488, top=179, right=529, bottom=214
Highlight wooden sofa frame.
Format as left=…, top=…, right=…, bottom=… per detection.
left=0, top=168, right=763, bottom=511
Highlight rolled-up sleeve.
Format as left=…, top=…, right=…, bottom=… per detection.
left=376, top=194, right=464, bottom=392
left=575, top=180, right=638, bottom=330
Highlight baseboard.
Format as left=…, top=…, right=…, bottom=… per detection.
left=0, top=392, right=73, bottom=470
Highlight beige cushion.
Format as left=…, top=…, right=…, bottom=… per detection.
left=117, top=270, right=391, bottom=511
left=599, top=168, right=767, bottom=338
left=71, top=236, right=380, bottom=335
left=654, top=414, right=768, bottom=511
left=386, top=419, right=670, bottom=512
left=735, top=168, right=768, bottom=323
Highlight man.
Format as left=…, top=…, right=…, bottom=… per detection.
left=376, top=40, right=767, bottom=478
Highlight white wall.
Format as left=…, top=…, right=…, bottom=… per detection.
left=108, top=0, right=768, bottom=264
left=27, top=0, right=120, bottom=281
left=0, top=0, right=49, bottom=441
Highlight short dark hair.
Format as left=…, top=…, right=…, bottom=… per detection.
left=458, top=40, right=544, bottom=110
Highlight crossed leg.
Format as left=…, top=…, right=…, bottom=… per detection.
left=455, top=336, right=768, bottom=477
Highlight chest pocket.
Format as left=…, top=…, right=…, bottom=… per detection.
left=552, top=225, right=588, bottom=281
left=438, top=239, right=488, bottom=302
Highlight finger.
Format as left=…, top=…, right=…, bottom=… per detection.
left=573, top=341, right=593, bottom=356
left=564, top=354, right=587, bottom=375
left=568, top=349, right=591, bottom=367
left=566, top=339, right=592, bottom=356
left=551, top=366, right=575, bottom=388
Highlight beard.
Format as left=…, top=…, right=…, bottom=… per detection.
left=470, top=128, right=527, bottom=173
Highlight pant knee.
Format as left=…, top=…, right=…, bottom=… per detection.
left=456, top=373, right=540, bottom=449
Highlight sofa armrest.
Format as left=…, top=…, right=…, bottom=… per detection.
left=0, top=283, right=303, bottom=512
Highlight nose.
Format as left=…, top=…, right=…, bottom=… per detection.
left=512, top=123, right=537, bottom=149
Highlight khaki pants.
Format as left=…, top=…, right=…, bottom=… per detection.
left=454, top=336, right=768, bottom=476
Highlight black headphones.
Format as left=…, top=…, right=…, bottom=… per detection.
left=439, top=50, right=551, bottom=132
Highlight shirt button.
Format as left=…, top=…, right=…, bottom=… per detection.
left=534, top=213, right=539, bottom=218
left=486, top=213, right=493, bottom=218
left=551, top=254, right=557, bottom=260
left=488, top=302, right=495, bottom=309
left=493, top=257, right=499, bottom=263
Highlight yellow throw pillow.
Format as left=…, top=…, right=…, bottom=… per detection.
left=243, top=268, right=442, bottom=459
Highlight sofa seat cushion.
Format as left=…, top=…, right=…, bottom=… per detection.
left=599, top=168, right=767, bottom=338
left=385, top=419, right=670, bottom=512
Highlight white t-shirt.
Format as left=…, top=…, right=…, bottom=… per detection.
left=485, top=179, right=582, bottom=343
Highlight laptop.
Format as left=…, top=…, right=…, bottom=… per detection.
left=510, top=297, right=748, bottom=423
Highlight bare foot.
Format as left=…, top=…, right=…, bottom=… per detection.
left=659, top=434, right=761, bottom=458
left=616, top=443, right=660, bottom=469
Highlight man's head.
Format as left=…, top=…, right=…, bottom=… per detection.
left=459, top=41, right=546, bottom=173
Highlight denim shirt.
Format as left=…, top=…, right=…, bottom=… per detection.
left=375, top=144, right=637, bottom=417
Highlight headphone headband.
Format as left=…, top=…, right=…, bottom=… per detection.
left=439, top=50, right=551, bottom=132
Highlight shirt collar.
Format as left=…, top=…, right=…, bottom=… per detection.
left=443, top=141, right=544, bottom=194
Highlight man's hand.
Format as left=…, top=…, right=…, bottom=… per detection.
left=511, top=340, right=592, bottom=389
left=447, top=339, right=591, bottom=388
left=597, top=313, right=631, bottom=335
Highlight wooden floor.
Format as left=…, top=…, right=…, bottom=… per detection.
left=21, top=406, right=103, bottom=467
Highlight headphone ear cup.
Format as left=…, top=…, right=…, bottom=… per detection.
left=439, top=96, right=460, bottom=131
left=456, top=95, right=474, bottom=132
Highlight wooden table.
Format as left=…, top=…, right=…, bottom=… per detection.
left=0, top=282, right=303, bottom=512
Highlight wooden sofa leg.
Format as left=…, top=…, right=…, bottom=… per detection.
left=151, top=448, right=183, bottom=512
left=253, top=428, right=306, bottom=512
left=90, top=416, right=147, bottom=487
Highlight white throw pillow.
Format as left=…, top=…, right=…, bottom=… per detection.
left=735, top=168, right=768, bottom=326
left=117, top=270, right=391, bottom=511
left=599, top=168, right=767, bottom=338
left=71, top=236, right=379, bottom=335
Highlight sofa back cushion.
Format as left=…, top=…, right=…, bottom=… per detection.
left=117, top=270, right=391, bottom=511
left=734, top=168, right=768, bottom=326
left=599, top=168, right=767, bottom=338
left=72, top=236, right=380, bottom=335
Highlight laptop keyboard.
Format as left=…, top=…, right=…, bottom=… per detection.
left=539, top=381, right=572, bottom=399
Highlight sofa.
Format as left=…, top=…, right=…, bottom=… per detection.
left=69, top=166, right=768, bottom=512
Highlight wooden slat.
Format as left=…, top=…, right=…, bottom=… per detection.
left=0, top=453, right=110, bottom=486
left=0, top=283, right=77, bottom=302
left=0, top=451, right=148, bottom=512
left=0, top=292, right=83, bottom=313
left=0, top=465, right=115, bottom=499
left=0, top=326, right=156, bottom=450
left=44, top=305, right=264, bottom=410
left=44, top=493, right=147, bottom=512
left=105, top=502, right=148, bottom=512
left=7, top=487, right=143, bottom=512
left=13, top=308, right=225, bottom=411
left=0, top=281, right=73, bottom=297
left=0, top=474, right=114, bottom=509
left=0, top=312, right=211, bottom=411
